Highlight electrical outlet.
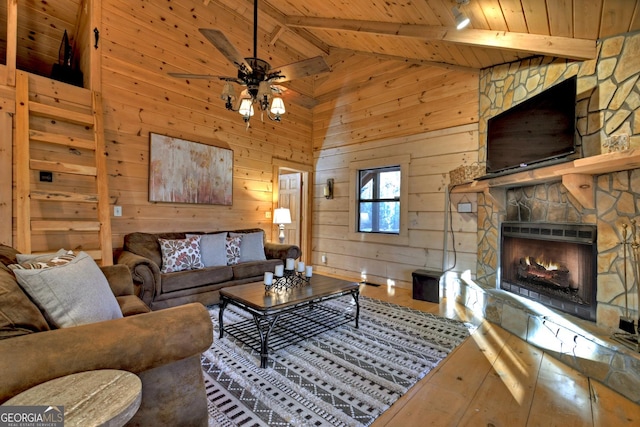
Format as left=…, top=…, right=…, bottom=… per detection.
left=321, top=253, right=327, bottom=264
left=114, top=206, right=122, bottom=217
left=265, top=211, right=271, bottom=219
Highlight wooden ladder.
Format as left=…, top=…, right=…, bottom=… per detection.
left=14, top=71, right=113, bottom=265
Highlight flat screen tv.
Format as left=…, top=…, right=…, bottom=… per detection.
left=485, top=76, right=578, bottom=176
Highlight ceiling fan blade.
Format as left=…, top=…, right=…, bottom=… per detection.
left=168, top=72, right=245, bottom=85
left=199, top=29, right=252, bottom=73
left=272, top=85, right=318, bottom=109
left=269, top=56, right=330, bottom=83
left=169, top=72, right=222, bottom=79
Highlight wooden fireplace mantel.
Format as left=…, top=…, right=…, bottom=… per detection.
left=450, top=149, right=640, bottom=210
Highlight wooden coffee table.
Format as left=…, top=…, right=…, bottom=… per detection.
left=219, top=274, right=360, bottom=368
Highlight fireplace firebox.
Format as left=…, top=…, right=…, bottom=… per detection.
left=500, top=222, right=597, bottom=321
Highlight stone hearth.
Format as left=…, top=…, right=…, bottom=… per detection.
left=444, top=273, right=640, bottom=405
left=467, top=175, right=640, bottom=405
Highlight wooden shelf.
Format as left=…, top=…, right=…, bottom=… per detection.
left=450, top=149, right=640, bottom=209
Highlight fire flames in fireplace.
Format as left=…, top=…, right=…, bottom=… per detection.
left=517, top=256, right=575, bottom=290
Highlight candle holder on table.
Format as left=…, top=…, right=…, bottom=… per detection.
left=263, top=259, right=313, bottom=292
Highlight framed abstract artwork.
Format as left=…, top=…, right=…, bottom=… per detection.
left=149, top=133, right=233, bottom=205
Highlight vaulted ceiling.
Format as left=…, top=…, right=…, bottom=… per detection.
left=2, top=0, right=639, bottom=83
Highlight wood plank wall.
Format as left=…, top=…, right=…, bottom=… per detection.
left=100, top=0, right=315, bottom=249
left=2, top=1, right=483, bottom=279
left=311, top=55, right=481, bottom=288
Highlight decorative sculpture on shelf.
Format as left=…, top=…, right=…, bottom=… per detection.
left=51, top=29, right=83, bottom=87
left=264, top=258, right=313, bottom=292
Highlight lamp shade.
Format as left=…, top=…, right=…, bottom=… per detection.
left=257, top=81, right=272, bottom=100
left=273, top=207, right=292, bottom=224
left=220, top=82, right=236, bottom=102
left=270, top=97, right=286, bottom=115
left=238, top=98, right=254, bottom=117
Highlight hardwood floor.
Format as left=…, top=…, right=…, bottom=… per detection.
left=358, top=283, right=640, bottom=427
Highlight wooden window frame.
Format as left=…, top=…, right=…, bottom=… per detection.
left=348, top=155, right=410, bottom=245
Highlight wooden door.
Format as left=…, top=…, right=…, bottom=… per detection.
left=278, top=172, right=301, bottom=247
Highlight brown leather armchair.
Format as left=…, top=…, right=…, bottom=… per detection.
left=0, top=244, right=213, bottom=426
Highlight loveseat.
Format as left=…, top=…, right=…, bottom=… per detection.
left=117, top=228, right=300, bottom=309
left=0, top=244, right=213, bottom=426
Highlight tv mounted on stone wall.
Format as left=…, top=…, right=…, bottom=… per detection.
left=482, top=76, right=578, bottom=179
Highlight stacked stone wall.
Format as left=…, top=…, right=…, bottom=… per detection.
left=476, top=31, right=640, bottom=329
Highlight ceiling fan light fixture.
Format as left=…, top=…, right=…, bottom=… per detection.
left=238, top=98, right=254, bottom=120
left=257, top=81, right=272, bottom=111
left=220, top=82, right=236, bottom=110
left=257, top=81, right=271, bottom=100
left=169, top=0, right=328, bottom=127
left=270, top=97, right=286, bottom=116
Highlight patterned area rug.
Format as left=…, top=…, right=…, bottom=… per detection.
left=203, top=296, right=470, bottom=427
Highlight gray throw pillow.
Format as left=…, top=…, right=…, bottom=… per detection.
left=187, top=233, right=227, bottom=267
left=229, top=231, right=267, bottom=263
left=13, top=251, right=123, bottom=328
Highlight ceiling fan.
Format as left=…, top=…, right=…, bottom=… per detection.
left=169, top=0, right=330, bottom=123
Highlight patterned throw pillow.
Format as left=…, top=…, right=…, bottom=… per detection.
left=9, top=250, right=76, bottom=270
left=158, top=236, right=204, bottom=273
left=225, top=236, right=242, bottom=265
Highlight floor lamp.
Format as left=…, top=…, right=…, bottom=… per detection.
left=273, top=208, right=291, bottom=244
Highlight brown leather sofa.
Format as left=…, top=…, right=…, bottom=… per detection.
left=0, top=244, right=213, bottom=426
left=117, top=228, right=301, bottom=309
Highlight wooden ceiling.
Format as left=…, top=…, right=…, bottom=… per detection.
left=1, top=0, right=639, bottom=82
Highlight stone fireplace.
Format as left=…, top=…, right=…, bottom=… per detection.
left=473, top=30, right=640, bottom=330
left=476, top=173, right=640, bottom=329
left=500, top=222, right=597, bottom=321
left=453, top=30, right=640, bottom=404
left=454, top=176, right=640, bottom=404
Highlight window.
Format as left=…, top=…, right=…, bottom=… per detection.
left=357, top=166, right=400, bottom=234
left=348, top=155, right=410, bottom=245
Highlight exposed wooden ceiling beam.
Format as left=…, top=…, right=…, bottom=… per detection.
left=329, top=48, right=479, bottom=73
left=257, top=2, right=330, bottom=55
left=284, top=16, right=597, bottom=60
left=269, top=24, right=286, bottom=45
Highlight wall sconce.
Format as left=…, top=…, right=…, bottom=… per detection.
left=324, top=179, right=334, bottom=199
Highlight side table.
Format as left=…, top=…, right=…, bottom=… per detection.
left=2, top=369, right=142, bottom=427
